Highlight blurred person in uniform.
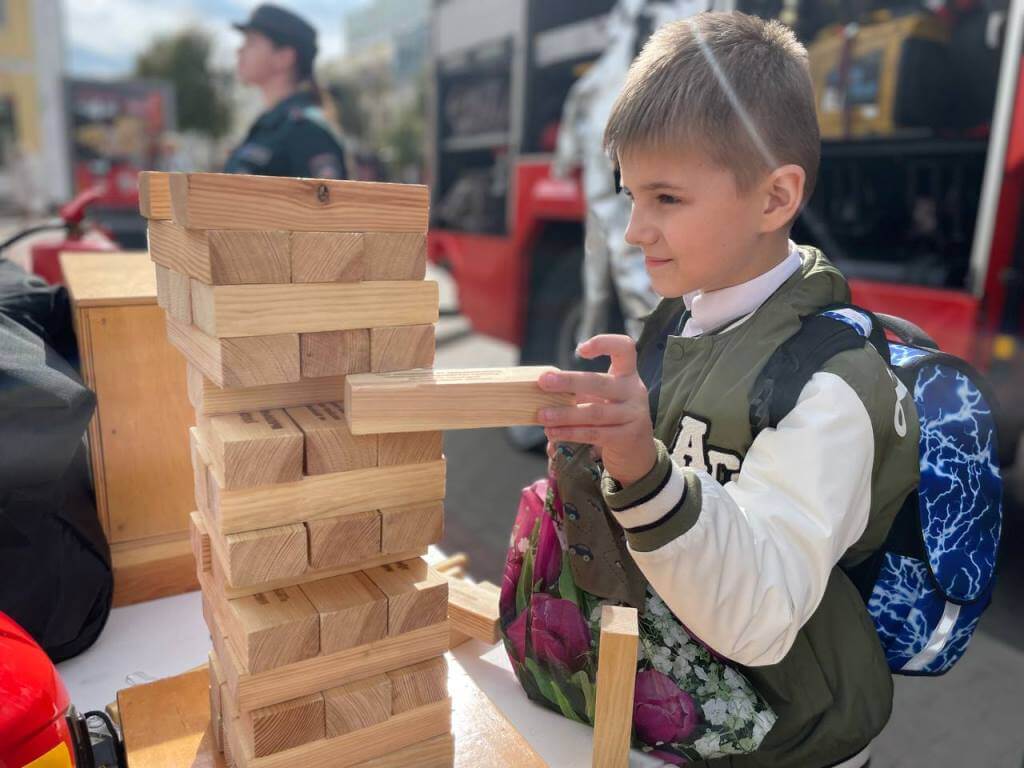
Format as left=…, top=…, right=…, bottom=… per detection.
left=228, top=4, right=347, bottom=179
left=552, top=0, right=726, bottom=341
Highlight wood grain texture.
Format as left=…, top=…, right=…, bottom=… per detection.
left=363, top=233, right=427, bottom=281
left=324, top=674, right=391, bottom=737
left=111, top=536, right=199, bottom=607
left=166, top=317, right=300, bottom=388
left=306, top=510, right=381, bottom=570
left=187, top=364, right=346, bottom=416
left=380, top=502, right=444, bottom=554
left=223, top=524, right=308, bottom=586
left=166, top=269, right=192, bottom=323
left=286, top=402, right=377, bottom=474
left=209, top=230, right=291, bottom=284
left=224, top=586, right=320, bottom=674
left=446, top=580, right=501, bottom=644
left=365, top=558, right=448, bottom=637
left=300, top=330, right=370, bottom=379
left=345, top=367, right=569, bottom=434
left=154, top=262, right=170, bottom=309
left=170, top=172, right=429, bottom=233
left=139, top=171, right=173, bottom=219
left=243, top=692, right=325, bottom=758
left=198, top=409, right=304, bottom=489
left=369, top=325, right=435, bottom=373
left=302, top=572, right=388, bottom=655
left=60, top=250, right=156, bottom=306
left=190, top=280, right=439, bottom=338
left=209, top=458, right=446, bottom=535
left=377, top=431, right=443, bottom=467
left=291, top=232, right=364, bottom=283
left=592, top=605, right=639, bottom=768
left=387, top=657, right=448, bottom=715
left=192, top=510, right=421, bottom=596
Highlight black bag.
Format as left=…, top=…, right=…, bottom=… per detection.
left=0, top=261, right=113, bottom=662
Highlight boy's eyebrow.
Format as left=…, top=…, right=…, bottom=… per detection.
left=640, top=181, right=685, bottom=191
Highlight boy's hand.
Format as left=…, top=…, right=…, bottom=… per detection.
left=537, top=334, right=656, bottom=487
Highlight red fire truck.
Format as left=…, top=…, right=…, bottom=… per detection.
left=427, top=0, right=1024, bottom=459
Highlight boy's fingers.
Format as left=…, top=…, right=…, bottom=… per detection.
left=538, top=402, right=634, bottom=427
left=543, top=425, right=622, bottom=446
left=538, top=370, right=627, bottom=400
left=576, top=334, right=638, bottom=377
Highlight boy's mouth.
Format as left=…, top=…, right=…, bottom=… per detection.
left=645, top=255, right=673, bottom=269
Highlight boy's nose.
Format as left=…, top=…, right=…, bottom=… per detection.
left=624, top=211, right=658, bottom=247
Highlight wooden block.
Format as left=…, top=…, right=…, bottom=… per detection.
left=198, top=409, right=303, bottom=489
left=291, top=232, right=364, bottom=283
left=149, top=221, right=291, bottom=285
left=378, top=431, right=443, bottom=467
left=592, top=605, right=639, bottom=768
left=306, top=510, right=381, bottom=570
left=166, top=316, right=300, bottom=388
left=301, top=572, right=387, bottom=655
left=365, top=559, right=448, bottom=637
left=208, top=654, right=225, bottom=751
left=370, top=325, right=435, bottom=373
left=169, top=172, right=428, bottom=233
left=226, top=699, right=451, bottom=768
left=187, top=363, right=346, bottom=416
left=447, top=579, right=501, bottom=644
left=190, top=280, right=439, bottom=338
left=286, top=403, right=377, bottom=474
left=189, top=429, right=211, bottom=515
left=139, top=170, right=172, bottom=219
left=244, top=692, right=325, bottom=758
left=209, top=458, right=446, bottom=535
left=363, top=233, right=427, bottom=281
left=154, top=262, right=171, bottom=309
left=323, top=675, right=390, bottom=737
left=225, top=586, right=320, bottom=673
left=190, top=509, right=213, bottom=574
left=224, top=524, right=308, bottom=586
left=345, top=367, right=570, bottom=435
left=386, top=657, right=448, bottom=715
left=300, top=330, right=370, bottom=379
left=165, top=268, right=192, bottom=324
left=381, top=502, right=443, bottom=554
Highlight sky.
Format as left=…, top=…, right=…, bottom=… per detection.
left=65, top=0, right=370, bottom=78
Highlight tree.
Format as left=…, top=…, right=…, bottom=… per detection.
left=135, top=28, right=232, bottom=139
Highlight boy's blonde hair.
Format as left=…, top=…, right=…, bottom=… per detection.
left=604, top=11, right=820, bottom=205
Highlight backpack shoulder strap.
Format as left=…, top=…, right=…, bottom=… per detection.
left=749, top=304, right=889, bottom=436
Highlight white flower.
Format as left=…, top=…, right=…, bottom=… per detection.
left=752, top=710, right=776, bottom=743
left=650, top=646, right=673, bottom=675
left=693, top=665, right=709, bottom=682
left=723, top=667, right=745, bottom=690
left=590, top=605, right=603, bottom=623
left=647, top=596, right=670, bottom=617
left=694, top=732, right=722, bottom=758
left=671, top=655, right=691, bottom=678
left=728, top=696, right=755, bottom=720
left=701, top=698, right=730, bottom=726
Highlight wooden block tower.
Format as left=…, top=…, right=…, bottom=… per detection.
left=141, top=171, right=568, bottom=767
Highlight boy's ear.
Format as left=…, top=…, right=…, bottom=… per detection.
left=759, top=164, right=805, bottom=233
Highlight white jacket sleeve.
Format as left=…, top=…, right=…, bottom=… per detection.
left=604, top=371, right=875, bottom=667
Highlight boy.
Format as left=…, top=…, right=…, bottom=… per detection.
left=537, top=12, right=919, bottom=768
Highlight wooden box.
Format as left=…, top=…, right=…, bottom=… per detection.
left=61, top=250, right=198, bottom=606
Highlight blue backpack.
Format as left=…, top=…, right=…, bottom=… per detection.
left=750, top=304, right=1003, bottom=675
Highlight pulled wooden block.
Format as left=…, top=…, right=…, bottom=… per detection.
left=242, top=692, right=325, bottom=758
left=166, top=317, right=300, bottom=388
left=365, top=559, right=448, bottom=637
left=187, top=364, right=346, bottom=416
left=189, top=280, right=439, bottom=338
left=345, top=367, right=570, bottom=435
left=378, top=431, right=443, bottom=466
left=223, top=586, right=320, bottom=674
left=301, top=572, right=388, bottom=655
left=139, top=170, right=172, bottom=219
left=592, top=605, right=639, bottom=768
left=386, top=657, right=448, bottom=715
left=208, top=458, right=446, bottom=535
left=324, top=674, right=391, bottom=737
left=370, top=325, right=435, bottom=373
left=148, top=220, right=290, bottom=284
left=196, top=409, right=303, bottom=489
left=291, top=232, right=364, bottom=283
left=447, top=579, right=501, bottom=645
left=300, top=330, right=370, bottom=379
left=169, top=172, right=429, bottom=233
left=363, top=233, right=427, bottom=281
left=305, top=510, right=381, bottom=570
left=381, top=502, right=444, bottom=554
left=287, top=402, right=378, bottom=475
left=222, top=524, right=308, bottom=586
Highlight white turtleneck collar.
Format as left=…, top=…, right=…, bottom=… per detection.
left=680, top=241, right=802, bottom=338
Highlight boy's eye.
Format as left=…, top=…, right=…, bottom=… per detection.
left=657, top=194, right=680, bottom=205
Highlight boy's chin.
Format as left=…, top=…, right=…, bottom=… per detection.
left=648, top=273, right=692, bottom=300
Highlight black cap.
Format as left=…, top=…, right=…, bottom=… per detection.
left=233, top=4, right=317, bottom=59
